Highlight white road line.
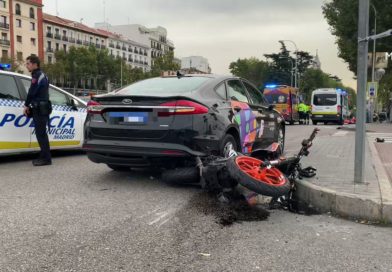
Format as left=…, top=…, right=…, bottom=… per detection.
left=333, top=131, right=348, bottom=136
left=148, top=210, right=173, bottom=226
left=137, top=208, right=161, bottom=219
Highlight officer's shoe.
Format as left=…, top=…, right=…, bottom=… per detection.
left=32, top=159, right=52, bottom=166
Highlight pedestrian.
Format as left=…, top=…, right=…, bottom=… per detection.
left=23, top=54, right=52, bottom=166
left=305, top=104, right=311, bottom=125
left=298, top=101, right=307, bottom=124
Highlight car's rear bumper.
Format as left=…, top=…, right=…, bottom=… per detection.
left=83, top=139, right=215, bottom=167
left=311, top=114, right=340, bottom=121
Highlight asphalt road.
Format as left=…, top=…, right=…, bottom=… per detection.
left=1, top=124, right=391, bottom=272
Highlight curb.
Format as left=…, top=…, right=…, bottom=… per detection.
left=294, top=136, right=392, bottom=224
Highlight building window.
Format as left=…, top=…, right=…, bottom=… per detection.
left=63, top=44, right=67, bottom=52
left=0, top=0, right=6, bottom=8
left=29, top=7, right=35, bottom=19
left=2, top=49, right=8, bottom=59
left=30, top=22, right=35, bottom=31
left=48, top=56, right=52, bottom=64
left=31, top=38, right=36, bottom=46
left=15, top=4, right=21, bottom=15
left=55, top=43, right=59, bottom=51
left=16, top=51, right=23, bottom=61
left=16, top=35, right=22, bottom=43
left=16, top=19, right=21, bottom=27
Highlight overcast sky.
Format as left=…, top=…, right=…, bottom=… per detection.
left=44, top=0, right=356, bottom=89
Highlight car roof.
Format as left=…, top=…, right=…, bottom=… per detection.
left=0, top=70, right=87, bottom=105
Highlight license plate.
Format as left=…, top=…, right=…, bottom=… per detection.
left=109, top=112, right=148, bottom=123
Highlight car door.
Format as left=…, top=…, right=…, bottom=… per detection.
left=242, top=80, right=278, bottom=150
left=0, top=73, right=32, bottom=154
left=19, top=77, right=83, bottom=149
left=226, top=79, right=256, bottom=154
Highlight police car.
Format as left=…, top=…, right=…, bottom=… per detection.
left=0, top=70, right=87, bottom=156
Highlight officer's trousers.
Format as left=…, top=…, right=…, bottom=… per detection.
left=33, top=112, right=51, bottom=161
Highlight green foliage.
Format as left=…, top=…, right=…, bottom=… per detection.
left=149, top=51, right=180, bottom=77
left=322, top=0, right=392, bottom=108
left=229, top=57, right=270, bottom=88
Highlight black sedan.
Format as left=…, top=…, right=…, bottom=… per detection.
left=83, top=74, right=285, bottom=170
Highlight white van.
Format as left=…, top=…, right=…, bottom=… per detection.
left=0, top=70, right=87, bottom=156
left=311, top=88, right=349, bottom=125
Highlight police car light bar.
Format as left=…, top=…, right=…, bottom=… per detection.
left=0, top=63, right=11, bottom=70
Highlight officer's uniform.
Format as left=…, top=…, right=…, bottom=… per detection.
left=24, top=69, right=51, bottom=163
left=298, top=102, right=307, bottom=124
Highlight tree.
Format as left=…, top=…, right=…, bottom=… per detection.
left=149, top=51, right=180, bottom=77
left=229, top=57, right=270, bottom=88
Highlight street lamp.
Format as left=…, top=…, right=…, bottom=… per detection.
left=279, top=56, right=294, bottom=87
left=279, top=40, right=298, bottom=88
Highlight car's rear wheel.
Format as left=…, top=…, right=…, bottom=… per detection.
left=107, top=164, right=130, bottom=171
left=312, top=120, right=318, bottom=125
left=220, top=134, right=239, bottom=157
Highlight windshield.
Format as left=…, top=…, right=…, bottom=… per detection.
left=264, top=93, right=288, bottom=104
left=313, top=93, right=337, bottom=106
left=117, top=77, right=212, bottom=96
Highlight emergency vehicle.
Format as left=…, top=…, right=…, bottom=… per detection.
left=263, top=85, right=300, bottom=125
left=0, top=70, right=87, bottom=155
left=311, top=88, right=349, bottom=125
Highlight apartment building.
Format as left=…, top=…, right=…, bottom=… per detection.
left=95, top=22, right=174, bottom=66
left=0, top=0, right=43, bottom=71
left=96, top=28, right=150, bottom=72
left=181, top=56, right=211, bottom=74
left=43, top=13, right=107, bottom=64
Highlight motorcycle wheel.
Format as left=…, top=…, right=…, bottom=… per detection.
left=227, top=156, right=290, bottom=197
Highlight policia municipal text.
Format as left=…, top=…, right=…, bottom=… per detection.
left=23, top=55, right=52, bottom=166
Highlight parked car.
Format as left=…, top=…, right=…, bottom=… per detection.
left=83, top=74, right=285, bottom=170
left=0, top=70, right=87, bottom=156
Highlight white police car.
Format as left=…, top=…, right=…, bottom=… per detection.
left=0, top=70, right=87, bottom=156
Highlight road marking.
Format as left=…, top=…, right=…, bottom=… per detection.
left=148, top=210, right=174, bottom=226
left=333, top=131, right=348, bottom=136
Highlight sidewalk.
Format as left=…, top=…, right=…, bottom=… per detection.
left=295, top=123, right=392, bottom=224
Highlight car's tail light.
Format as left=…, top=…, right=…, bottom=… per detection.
left=87, top=100, right=104, bottom=114
left=158, top=100, right=208, bottom=117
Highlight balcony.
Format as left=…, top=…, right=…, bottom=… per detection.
left=134, top=49, right=138, bottom=54
left=83, top=41, right=89, bottom=46
left=54, top=34, right=61, bottom=40
left=128, top=47, right=133, bottom=52
left=144, top=52, right=147, bottom=56
left=122, top=46, right=126, bottom=51
left=109, top=43, right=114, bottom=48
left=122, top=57, right=126, bottom=61
left=116, top=45, right=121, bottom=49
left=95, top=44, right=101, bottom=49
left=144, top=61, right=148, bottom=65
left=69, top=38, right=76, bottom=43
left=46, top=32, right=53, bottom=38
left=62, top=36, right=68, bottom=42
left=76, top=39, right=82, bottom=45
left=128, top=58, right=133, bottom=62
left=46, top=47, right=53, bottom=53
left=0, top=39, right=10, bottom=46
left=0, top=22, right=10, bottom=29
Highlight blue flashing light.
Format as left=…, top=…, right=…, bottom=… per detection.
left=0, top=63, right=11, bottom=70
left=265, top=84, right=278, bottom=88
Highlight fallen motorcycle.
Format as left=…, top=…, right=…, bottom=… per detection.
left=161, top=128, right=319, bottom=203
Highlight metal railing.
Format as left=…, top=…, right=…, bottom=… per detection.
left=0, top=22, right=10, bottom=29
left=0, top=39, right=10, bottom=46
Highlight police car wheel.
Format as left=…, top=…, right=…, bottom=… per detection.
left=107, top=164, right=130, bottom=171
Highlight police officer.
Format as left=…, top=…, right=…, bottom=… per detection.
left=298, top=101, right=307, bottom=124
left=23, top=54, right=52, bottom=166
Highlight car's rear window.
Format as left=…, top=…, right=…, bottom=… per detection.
left=313, top=93, right=337, bottom=106
left=117, top=77, right=212, bottom=95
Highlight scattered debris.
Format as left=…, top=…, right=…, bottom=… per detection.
left=198, top=253, right=211, bottom=257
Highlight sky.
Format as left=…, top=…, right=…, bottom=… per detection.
left=43, top=0, right=357, bottom=89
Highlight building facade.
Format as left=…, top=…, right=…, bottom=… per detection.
left=96, top=28, right=150, bottom=72
left=95, top=23, right=175, bottom=66
left=43, top=13, right=107, bottom=64
left=181, top=56, right=211, bottom=74
left=0, top=0, right=43, bottom=72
